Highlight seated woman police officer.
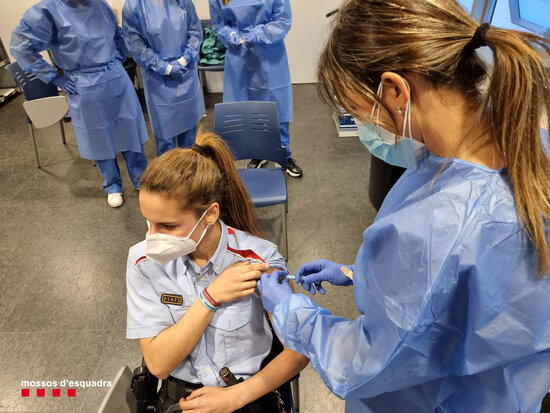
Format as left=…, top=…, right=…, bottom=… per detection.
left=126, top=131, right=308, bottom=413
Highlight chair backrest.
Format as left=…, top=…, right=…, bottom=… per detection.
left=5, top=61, right=59, bottom=101
left=214, top=101, right=287, bottom=168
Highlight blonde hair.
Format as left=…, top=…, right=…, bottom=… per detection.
left=140, top=130, right=264, bottom=238
left=318, top=0, right=550, bottom=274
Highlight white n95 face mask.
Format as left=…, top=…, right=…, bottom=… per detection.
left=145, top=209, right=209, bottom=265
left=357, top=80, right=426, bottom=169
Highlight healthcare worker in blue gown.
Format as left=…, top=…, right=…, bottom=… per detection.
left=208, top=0, right=303, bottom=178
left=122, top=0, right=205, bottom=157
left=11, top=0, right=149, bottom=209
left=257, top=0, right=550, bottom=412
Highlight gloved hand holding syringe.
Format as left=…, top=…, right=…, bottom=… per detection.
left=281, top=259, right=354, bottom=295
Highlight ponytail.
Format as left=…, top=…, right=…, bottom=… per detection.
left=140, top=130, right=264, bottom=238
left=480, top=27, right=550, bottom=274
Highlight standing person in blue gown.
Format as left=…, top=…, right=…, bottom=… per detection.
left=257, top=0, right=550, bottom=412
left=208, top=0, right=303, bottom=178
left=123, top=0, right=206, bottom=157
left=11, top=0, right=149, bottom=208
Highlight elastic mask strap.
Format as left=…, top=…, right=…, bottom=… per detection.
left=195, top=223, right=210, bottom=246
left=401, top=79, right=412, bottom=139
left=372, top=82, right=385, bottom=135
left=371, top=82, right=384, bottom=119
left=371, top=80, right=412, bottom=140
left=189, top=208, right=209, bottom=238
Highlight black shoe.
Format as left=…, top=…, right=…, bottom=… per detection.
left=285, top=158, right=303, bottom=177
left=247, top=159, right=267, bottom=169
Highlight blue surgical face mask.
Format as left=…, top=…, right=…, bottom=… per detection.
left=357, top=80, right=426, bottom=169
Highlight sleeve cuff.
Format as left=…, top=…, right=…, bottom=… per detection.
left=165, top=64, right=172, bottom=75
left=178, top=57, right=188, bottom=67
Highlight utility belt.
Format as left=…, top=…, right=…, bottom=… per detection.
left=155, top=376, right=203, bottom=412
left=155, top=375, right=286, bottom=413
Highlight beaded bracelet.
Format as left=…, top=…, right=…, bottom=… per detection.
left=203, top=287, right=220, bottom=308
left=198, top=291, right=217, bottom=312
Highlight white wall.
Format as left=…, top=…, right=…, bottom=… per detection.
left=1, top=0, right=339, bottom=84
left=285, top=0, right=343, bottom=84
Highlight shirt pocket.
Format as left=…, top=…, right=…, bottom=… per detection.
left=210, top=300, right=255, bottom=364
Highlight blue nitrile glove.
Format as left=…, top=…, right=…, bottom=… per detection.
left=244, top=29, right=258, bottom=48
left=167, top=61, right=184, bottom=79
left=169, top=59, right=189, bottom=79
left=52, top=75, right=78, bottom=95
left=229, top=32, right=241, bottom=48
left=296, top=259, right=353, bottom=295
left=257, top=270, right=293, bottom=314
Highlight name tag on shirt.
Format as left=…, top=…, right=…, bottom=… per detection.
left=161, top=294, right=183, bottom=306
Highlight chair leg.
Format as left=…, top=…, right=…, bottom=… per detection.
left=59, top=120, right=66, bottom=144
left=28, top=123, right=41, bottom=168
left=282, top=202, right=288, bottom=261
left=291, top=378, right=300, bottom=413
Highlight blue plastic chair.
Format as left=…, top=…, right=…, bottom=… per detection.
left=214, top=101, right=288, bottom=259
left=5, top=61, right=68, bottom=168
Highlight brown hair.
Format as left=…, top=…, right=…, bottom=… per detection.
left=140, top=130, right=264, bottom=238
left=318, top=0, right=550, bottom=274
left=222, top=0, right=229, bottom=5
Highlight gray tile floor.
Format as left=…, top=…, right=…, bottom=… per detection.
left=0, top=83, right=377, bottom=413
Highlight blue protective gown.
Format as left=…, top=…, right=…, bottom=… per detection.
left=208, top=0, right=293, bottom=123
left=272, top=153, right=550, bottom=412
left=10, top=0, right=149, bottom=161
left=122, top=0, right=205, bottom=140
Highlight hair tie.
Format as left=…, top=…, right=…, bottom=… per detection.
left=191, top=143, right=214, bottom=159
left=466, top=22, right=491, bottom=50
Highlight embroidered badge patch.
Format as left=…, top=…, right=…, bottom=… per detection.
left=160, top=294, right=183, bottom=306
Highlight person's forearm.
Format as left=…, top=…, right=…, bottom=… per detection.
left=228, top=349, right=309, bottom=408
left=142, top=299, right=215, bottom=379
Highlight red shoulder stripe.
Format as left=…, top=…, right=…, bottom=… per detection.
left=135, top=256, right=149, bottom=266
left=227, top=227, right=235, bottom=235
left=226, top=246, right=265, bottom=263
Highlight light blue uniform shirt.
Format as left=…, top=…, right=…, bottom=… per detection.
left=127, top=220, right=287, bottom=386
left=273, top=153, right=550, bottom=413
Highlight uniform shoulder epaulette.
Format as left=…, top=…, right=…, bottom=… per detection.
left=135, top=256, right=149, bottom=266
left=226, top=226, right=266, bottom=263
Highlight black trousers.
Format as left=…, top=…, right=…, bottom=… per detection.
left=155, top=375, right=286, bottom=413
